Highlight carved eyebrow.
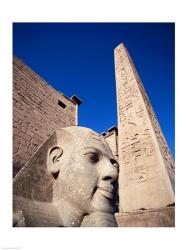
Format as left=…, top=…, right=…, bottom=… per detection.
left=83, top=147, right=113, bottom=159
left=83, top=147, right=102, bottom=155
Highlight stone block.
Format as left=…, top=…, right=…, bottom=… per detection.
left=115, top=206, right=175, bottom=227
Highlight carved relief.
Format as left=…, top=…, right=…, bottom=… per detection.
left=143, top=141, right=154, bottom=157
left=135, top=104, right=144, bottom=114
left=130, top=133, right=139, bottom=141
left=131, top=141, right=143, bottom=166
left=125, top=100, right=133, bottom=111
left=134, top=166, right=147, bottom=183
left=121, top=132, right=130, bottom=147
left=122, top=150, right=131, bottom=164
left=123, top=85, right=131, bottom=94
left=134, top=165, right=156, bottom=184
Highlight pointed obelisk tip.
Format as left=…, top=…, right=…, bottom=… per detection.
left=114, top=42, right=126, bottom=52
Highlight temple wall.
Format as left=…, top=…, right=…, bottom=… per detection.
left=101, top=126, right=118, bottom=161
left=13, top=57, right=79, bottom=176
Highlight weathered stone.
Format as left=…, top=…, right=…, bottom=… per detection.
left=114, top=43, right=175, bottom=226
left=115, top=206, right=175, bottom=227
left=13, top=126, right=119, bottom=227
left=13, top=57, right=82, bottom=177
left=81, top=211, right=118, bottom=227
left=101, top=126, right=118, bottom=161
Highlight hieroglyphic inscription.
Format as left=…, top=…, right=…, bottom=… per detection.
left=115, top=45, right=152, bottom=173
left=115, top=43, right=175, bottom=212
left=137, top=78, right=175, bottom=172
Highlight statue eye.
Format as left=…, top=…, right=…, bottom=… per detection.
left=86, top=152, right=99, bottom=163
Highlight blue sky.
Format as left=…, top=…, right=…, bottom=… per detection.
left=13, top=23, right=175, bottom=157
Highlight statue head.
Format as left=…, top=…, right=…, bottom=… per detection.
left=13, top=126, right=119, bottom=227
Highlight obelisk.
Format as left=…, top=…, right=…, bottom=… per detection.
left=114, top=43, right=175, bottom=226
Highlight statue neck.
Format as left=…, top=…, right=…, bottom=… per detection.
left=55, top=198, right=85, bottom=227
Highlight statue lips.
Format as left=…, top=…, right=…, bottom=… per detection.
left=97, top=186, right=114, bottom=199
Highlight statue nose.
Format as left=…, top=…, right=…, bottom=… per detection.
left=101, top=159, right=118, bottom=183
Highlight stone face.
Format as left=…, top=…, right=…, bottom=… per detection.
left=114, top=43, right=175, bottom=213
left=13, top=57, right=81, bottom=177
left=13, top=126, right=119, bottom=227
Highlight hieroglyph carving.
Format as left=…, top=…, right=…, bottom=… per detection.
left=114, top=43, right=175, bottom=212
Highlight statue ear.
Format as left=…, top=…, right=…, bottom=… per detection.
left=48, top=146, right=63, bottom=179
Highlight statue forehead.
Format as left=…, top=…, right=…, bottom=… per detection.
left=56, top=126, right=112, bottom=155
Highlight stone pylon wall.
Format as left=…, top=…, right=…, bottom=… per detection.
left=114, top=43, right=175, bottom=213
left=101, top=126, right=118, bottom=161
left=13, top=57, right=81, bottom=177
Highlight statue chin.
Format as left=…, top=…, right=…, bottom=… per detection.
left=91, top=189, right=115, bottom=214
